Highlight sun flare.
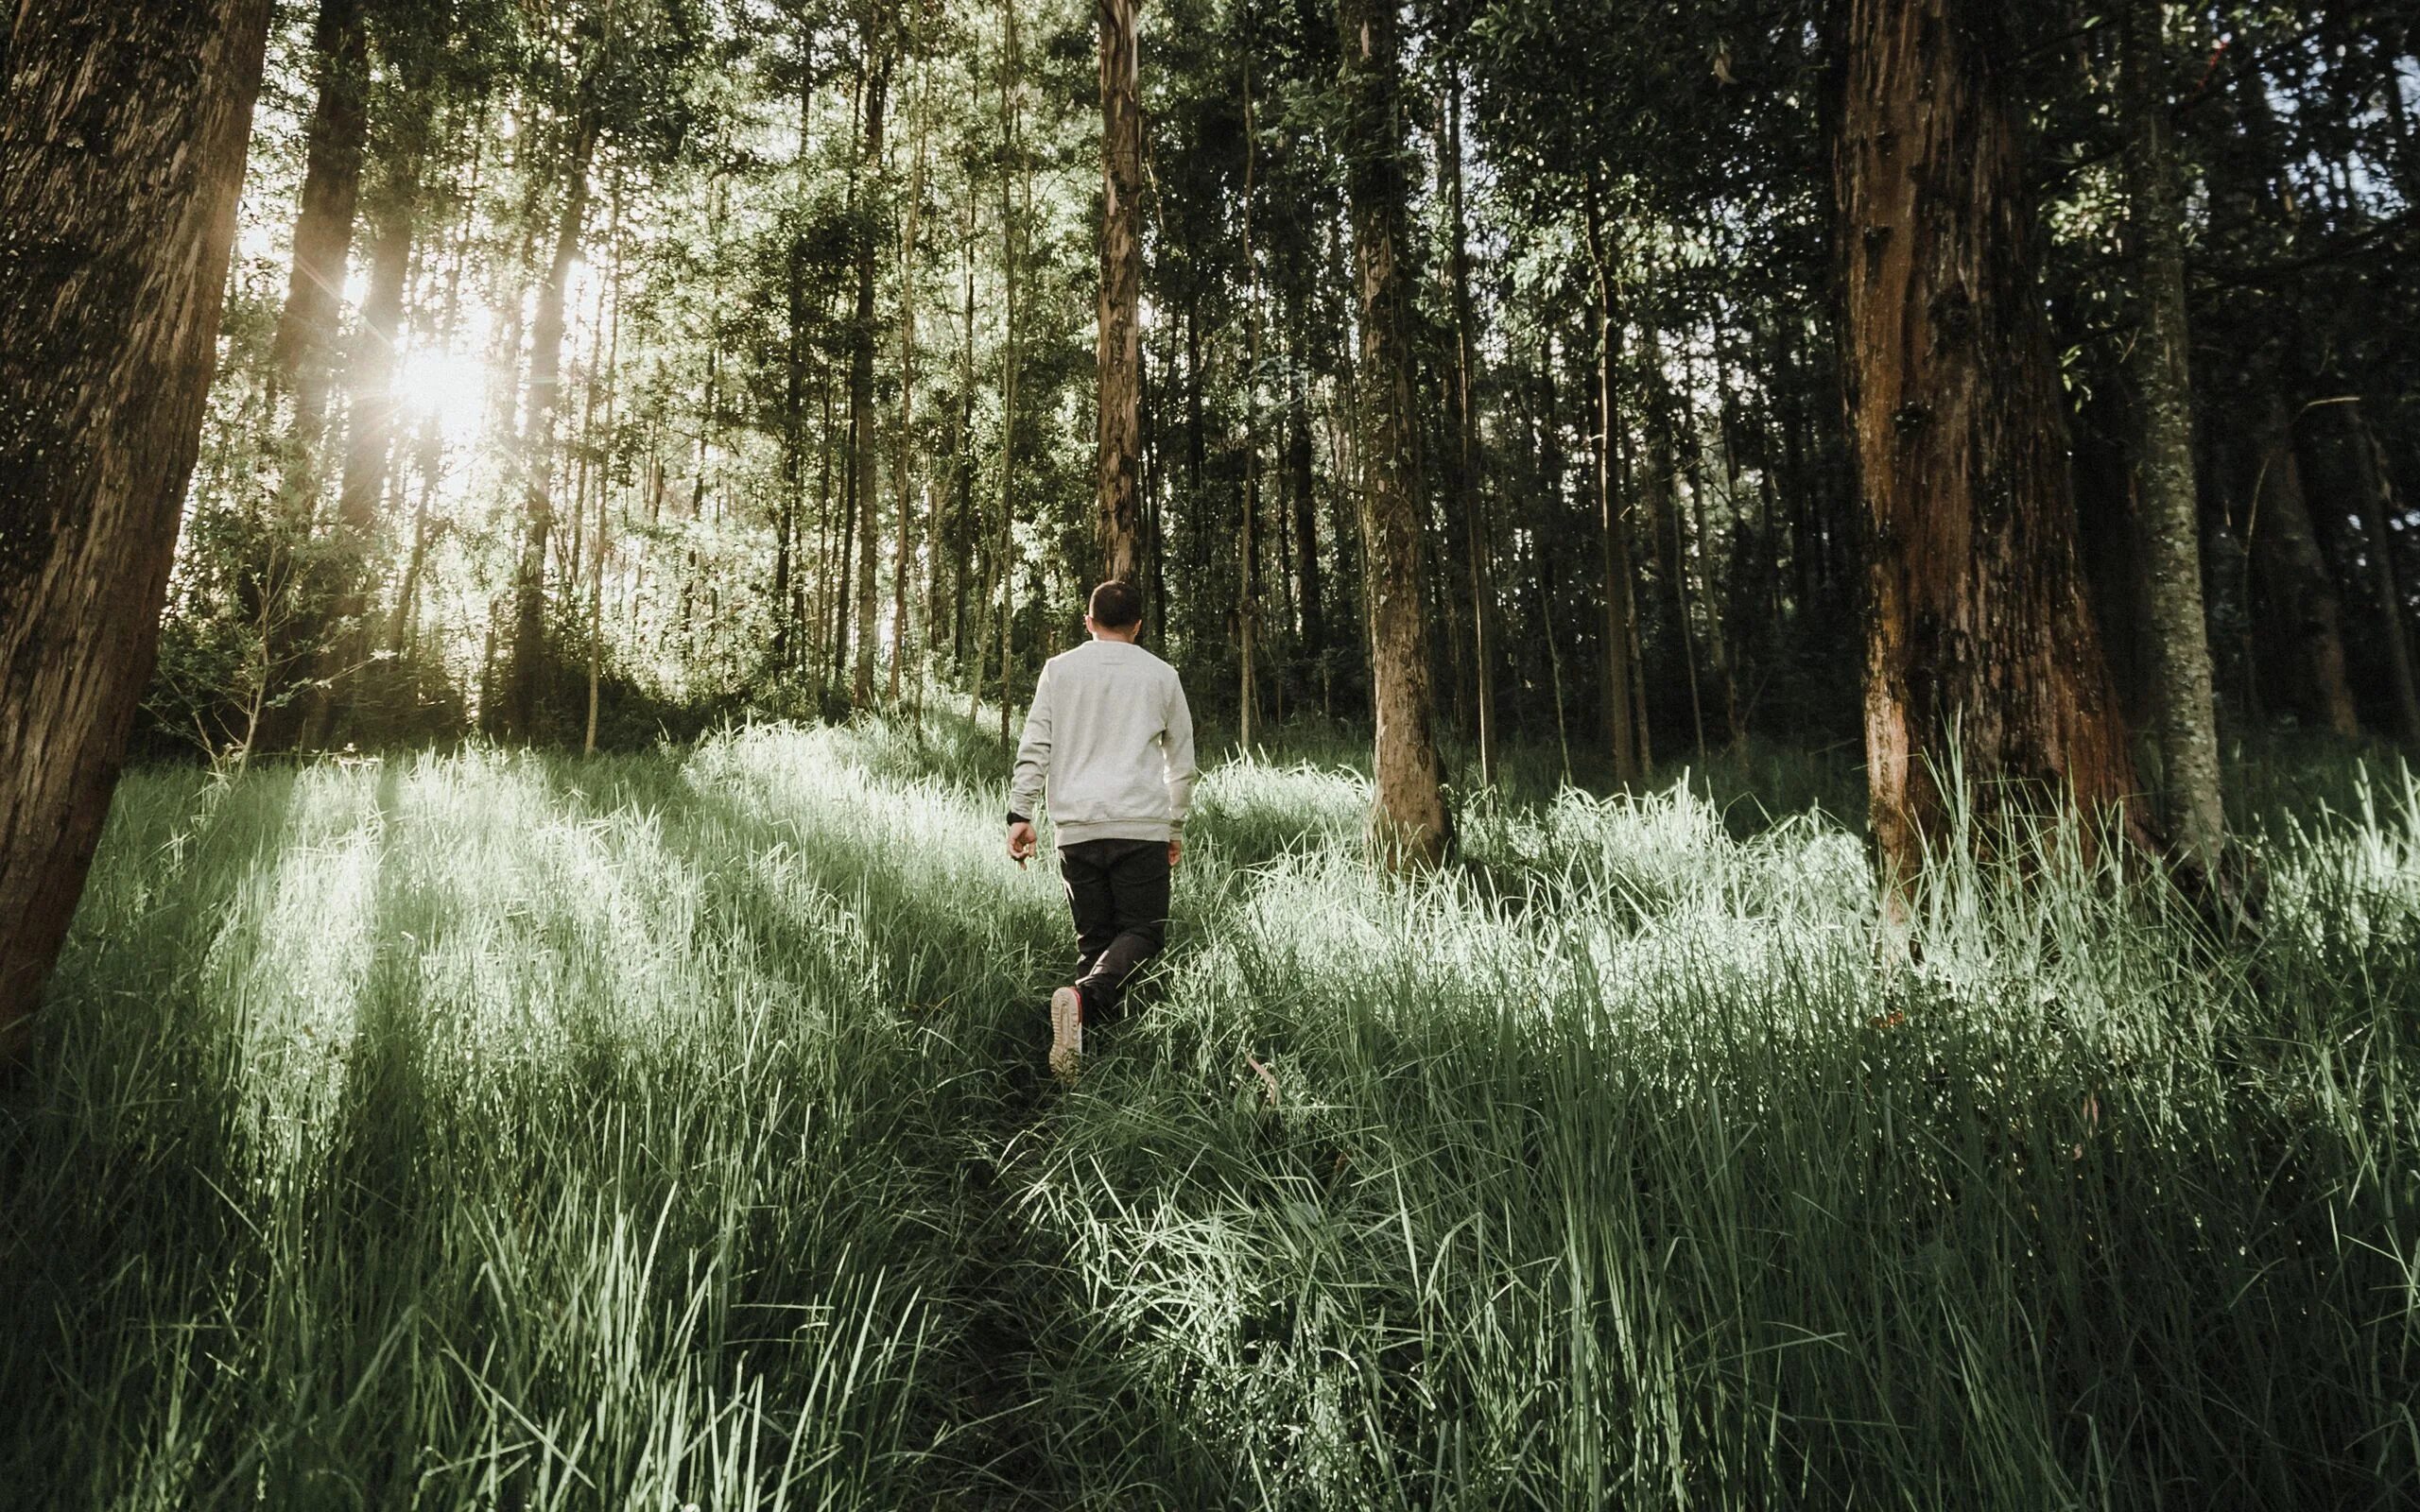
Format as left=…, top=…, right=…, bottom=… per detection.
left=393, top=348, right=488, bottom=444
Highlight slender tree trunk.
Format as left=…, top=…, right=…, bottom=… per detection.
left=268, top=0, right=369, bottom=436
left=1539, top=332, right=1574, bottom=781
left=1651, top=383, right=1707, bottom=756
left=851, top=39, right=894, bottom=708
left=1238, top=44, right=1261, bottom=749
left=1337, top=0, right=1448, bottom=867
left=2349, top=404, right=2420, bottom=746
left=1582, top=180, right=1645, bottom=785
left=0, top=0, right=274, bottom=1041
left=586, top=176, right=623, bottom=756
left=953, top=182, right=978, bottom=671
left=1684, top=423, right=1741, bottom=746
left=302, top=115, right=425, bottom=748
left=1836, top=0, right=2143, bottom=885
left=1095, top=0, right=1145, bottom=584
left=1445, top=67, right=1495, bottom=785
left=2121, top=2, right=2226, bottom=869
left=892, top=51, right=931, bottom=706
left=1290, top=339, right=1325, bottom=663
left=389, top=417, right=440, bottom=654
left=2242, top=393, right=2358, bottom=734
left=777, top=193, right=808, bottom=665
left=990, top=0, right=1026, bottom=746
left=502, top=117, right=596, bottom=739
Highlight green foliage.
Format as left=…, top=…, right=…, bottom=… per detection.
left=6, top=724, right=2418, bottom=1505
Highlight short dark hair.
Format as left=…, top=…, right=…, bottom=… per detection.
left=1088, top=579, right=1144, bottom=629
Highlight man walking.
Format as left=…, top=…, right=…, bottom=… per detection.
left=1008, top=581, right=1197, bottom=1081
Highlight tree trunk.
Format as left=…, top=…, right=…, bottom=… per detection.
left=2244, top=392, right=2359, bottom=735
left=0, top=0, right=274, bottom=1041
left=586, top=177, right=623, bottom=756
left=1238, top=50, right=1261, bottom=750
left=1336, top=0, right=1448, bottom=868
left=1095, top=0, right=1145, bottom=585
left=268, top=0, right=369, bottom=428
left=302, top=122, right=424, bottom=748
left=2121, top=2, right=2226, bottom=870
left=851, top=41, right=894, bottom=709
left=1836, top=0, right=2142, bottom=885
left=1582, top=180, right=1646, bottom=785
left=2348, top=404, right=2420, bottom=746
left=892, top=53, right=931, bottom=706
left=1444, top=68, right=1495, bottom=785
left=502, top=117, right=597, bottom=739
left=953, top=181, right=978, bottom=670
left=1290, top=345, right=1325, bottom=665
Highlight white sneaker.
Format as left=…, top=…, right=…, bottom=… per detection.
left=1049, top=987, right=1083, bottom=1082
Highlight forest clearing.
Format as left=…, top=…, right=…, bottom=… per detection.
left=3, top=719, right=2417, bottom=1507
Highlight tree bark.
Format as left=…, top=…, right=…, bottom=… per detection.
left=851, top=40, right=894, bottom=709
left=1582, top=180, right=1646, bottom=785
left=302, top=111, right=426, bottom=748
left=1336, top=0, right=1448, bottom=868
left=2348, top=404, right=2420, bottom=747
left=892, top=50, right=931, bottom=706
left=501, top=115, right=597, bottom=738
left=1238, top=48, right=1261, bottom=749
left=0, top=0, right=274, bottom=1040
left=2244, top=392, right=2359, bottom=735
left=1836, top=0, right=2143, bottom=885
left=268, top=0, right=369, bottom=421
left=1095, top=0, right=1145, bottom=585
left=2120, top=2, right=2226, bottom=870
left=1290, top=342, right=1325, bottom=665
left=1444, top=66, right=1495, bottom=786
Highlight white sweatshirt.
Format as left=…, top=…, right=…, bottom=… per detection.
left=1009, top=639, right=1198, bottom=846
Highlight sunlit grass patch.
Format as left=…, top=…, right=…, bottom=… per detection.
left=5, top=720, right=2419, bottom=1507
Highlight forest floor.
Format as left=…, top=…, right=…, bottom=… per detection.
left=3, top=713, right=2418, bottom=1509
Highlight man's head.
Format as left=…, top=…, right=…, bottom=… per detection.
left=1085, top=580, right=1144, bottom=642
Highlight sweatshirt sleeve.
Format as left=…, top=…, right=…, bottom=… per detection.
left=1162, top=670, right=1199, bottom=829
left=1009, top=664, right=1052, bottom=822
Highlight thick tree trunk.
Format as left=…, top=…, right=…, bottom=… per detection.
left=0, top=0, right=274, bottom=1040
left=1095, top=0, right=1145, bottom=585
left=851, top=43, right=893, bottom=709
left=2121, top=3, right=2226, bottom=869
left=1836, top=0, right=2142, bottom=885
left=2244, top=393, right=2359, bottom=735
left=268, top=0, right=369, bottom=423
left=1337, top=0, right=1448, bottom=868
left=502, top=119, right=597, bottom=738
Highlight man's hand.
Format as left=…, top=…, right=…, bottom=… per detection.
left=1168, top=835, right=1184, bottom=870
left=1008, top=820, right=1039, bottom=868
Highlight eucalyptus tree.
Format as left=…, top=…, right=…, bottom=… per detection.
left=1335, top=0, right=1448, bottom=866
left=0, top=0, right=276, bottom=1040
left=2119, top=0, right=2226, bottom=873
left=1097, top=0, right=1146, bottom=584
left=1836, top=0, right=2141, bottom=885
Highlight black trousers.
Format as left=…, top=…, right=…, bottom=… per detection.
left=1060, top=837, right=1171, bottom=1021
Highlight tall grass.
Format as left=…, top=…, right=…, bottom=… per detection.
left=2, top=717, right=2415, bottom=1507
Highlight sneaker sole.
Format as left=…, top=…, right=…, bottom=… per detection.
left=1049, top=988, right=1083, bottom=1081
